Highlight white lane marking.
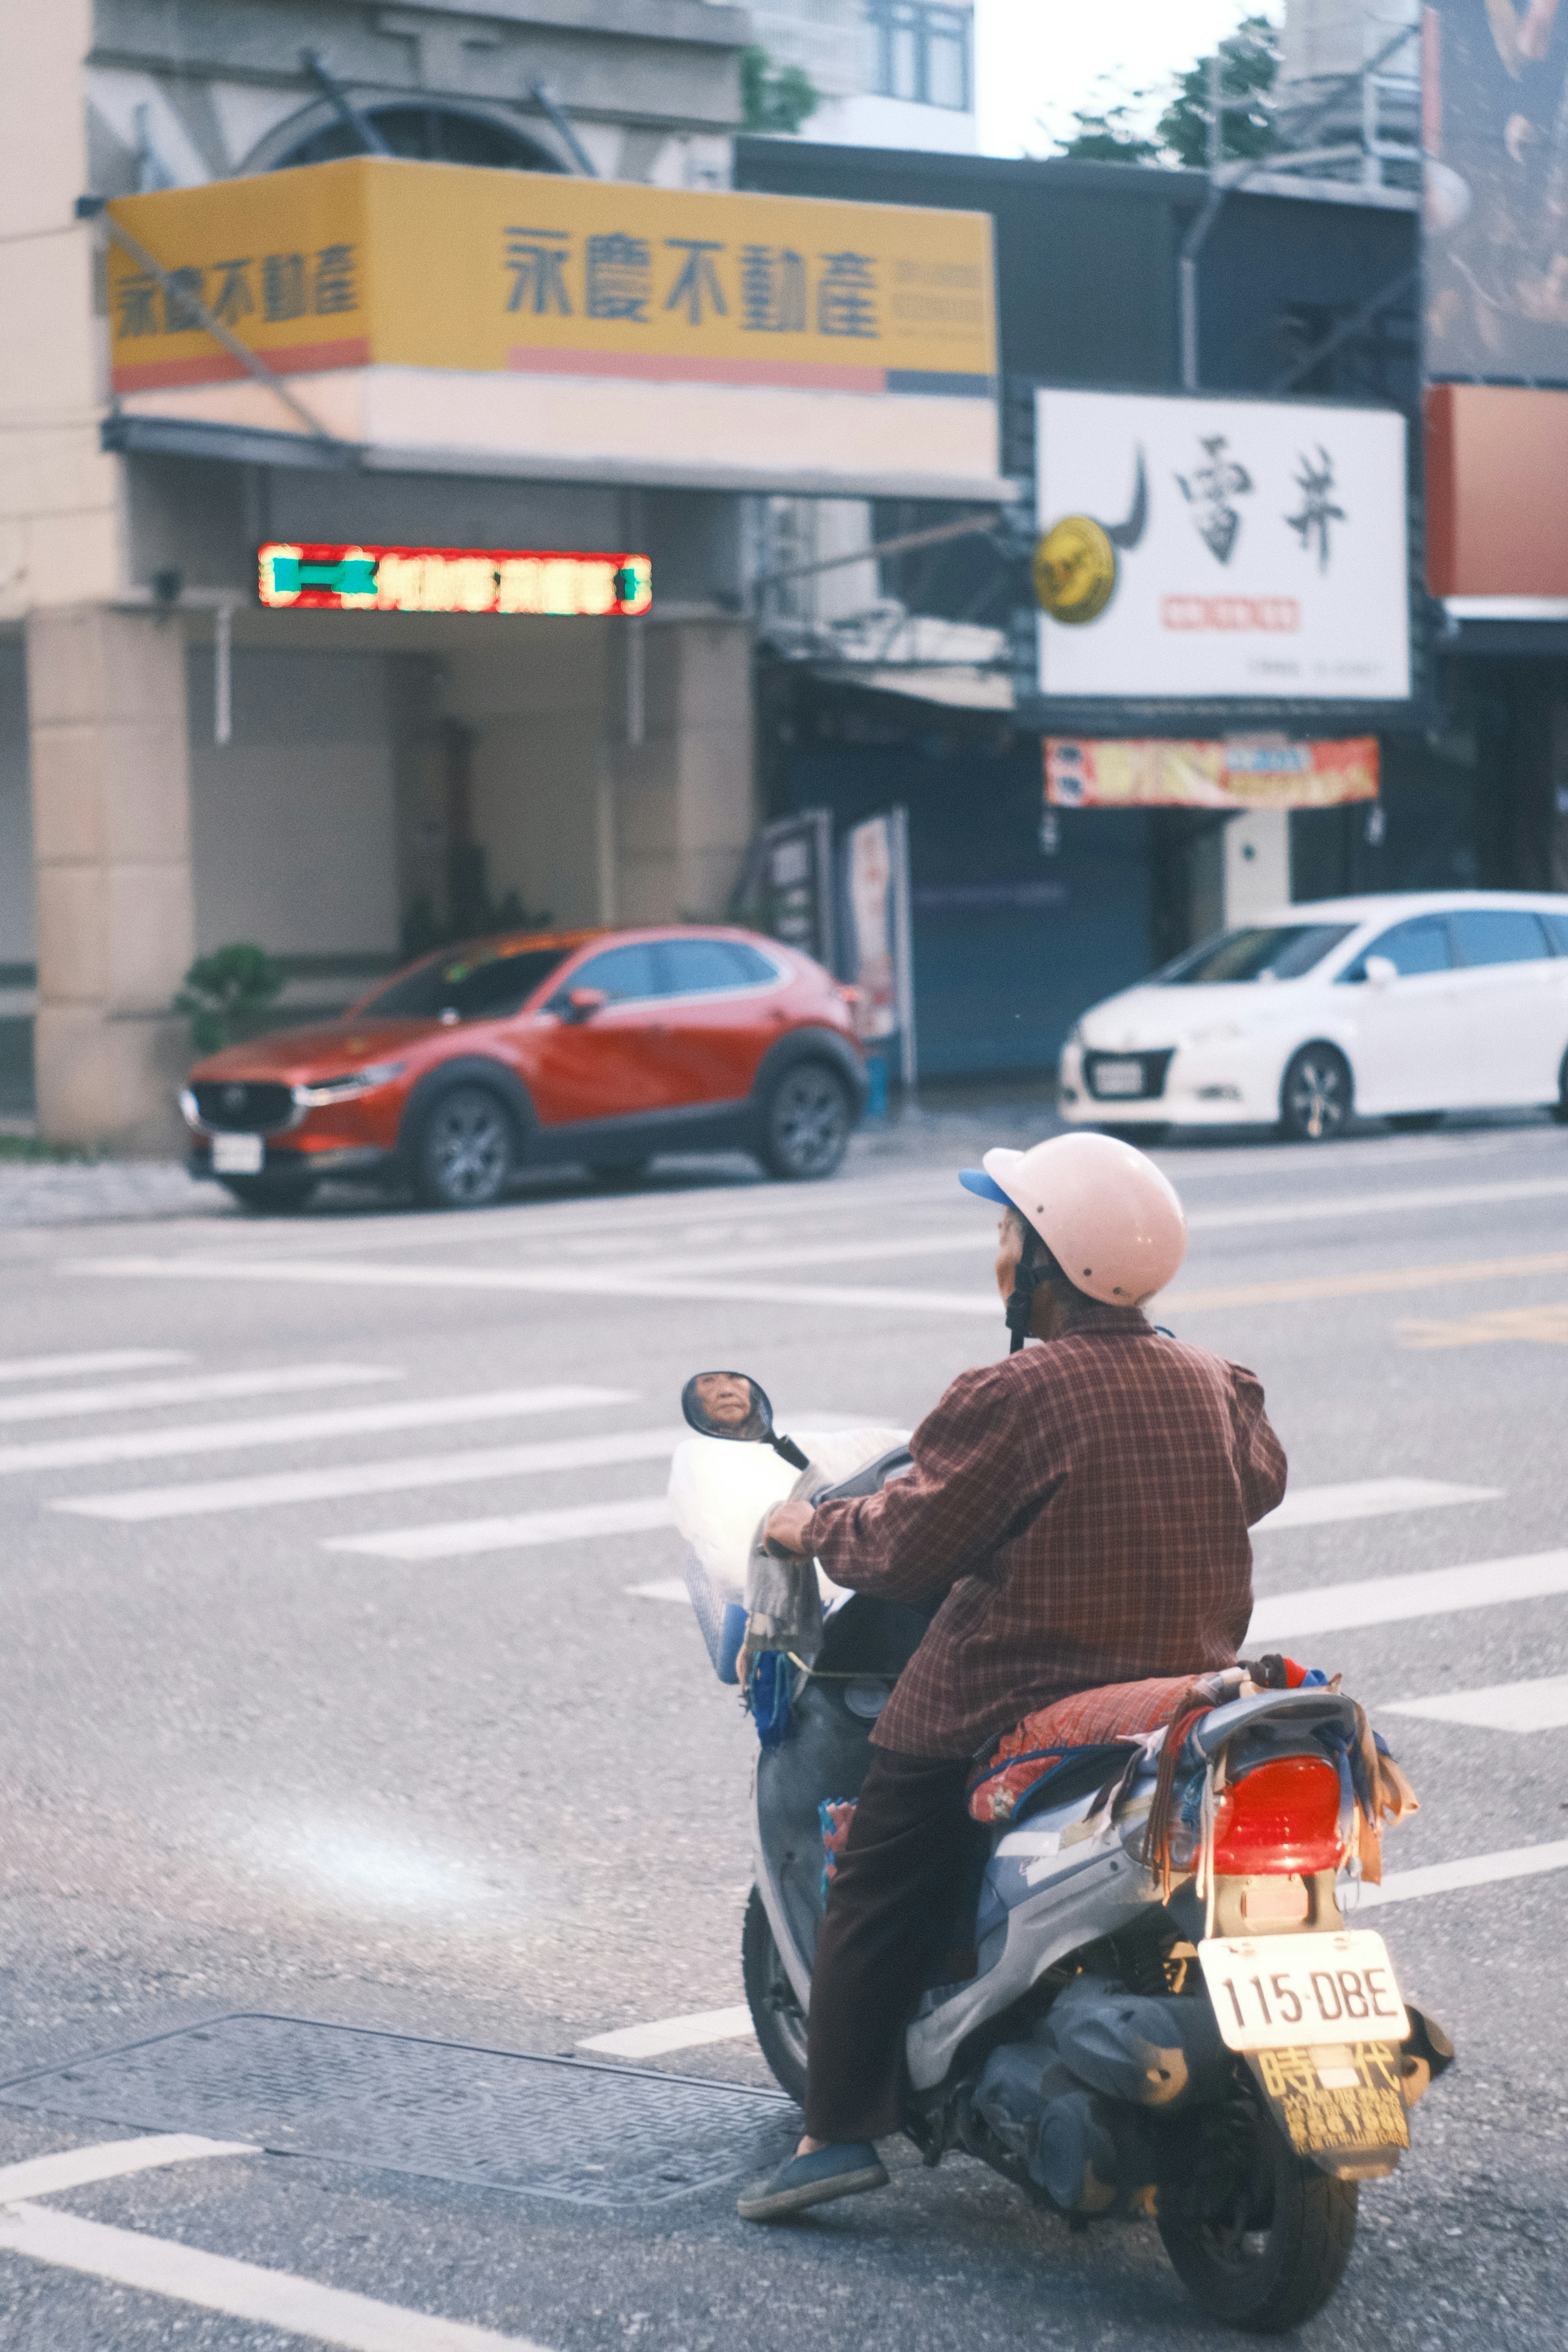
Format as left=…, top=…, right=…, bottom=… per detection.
left=68, top=1246, right=1568, bottom=1321
left=0, top=1385, right=635, bottom=1478
left=0, top=2134, right=254, bottom=2203
left=67, top=1252, right=993, bottom=1314
left=0, top=1363, right=399, bottom=1427
left=57, top=1428, right=687, bottom=1523
left=600, top=1175, right=1568, bottom=1279
left=326, top=1495, right=673, bottom=1561
left=0, top=2202, right=547, bottom=2352
left=1254, top=1477, right=1501, bottom=1533
left=1381, top=1675, right=1568, bottom=1733
left=579, top=2005, right=755, bottom=2060
left=0, top=1349, right=192, bottom=1385
left=629, top=1577, right=689, bottom=1603
left=1356, top=1839, right=1568, bottom=1908
left=1187, top=1174, right=1568, bottom=1233
left=1248, top=1549, right=1568, bottom=1644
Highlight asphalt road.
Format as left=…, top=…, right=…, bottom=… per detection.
left=0, top=1102, right=1564, bottom=2350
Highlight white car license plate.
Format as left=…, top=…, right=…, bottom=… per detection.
left=212, top=1133, right=265, bottom=1175
left=1093, top=1058, right=1145, bottom=1098
left=1198, top=1930, right=1409, bottom=2052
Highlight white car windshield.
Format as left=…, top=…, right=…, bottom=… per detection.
left=1154, top=924, right=1356, bottom=985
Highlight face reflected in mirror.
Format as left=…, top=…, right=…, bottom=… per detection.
left=682, top=1369, right=773, bottom=1443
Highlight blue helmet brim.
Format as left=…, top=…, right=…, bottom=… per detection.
left=958, top=1167, right=1011, bottom=1205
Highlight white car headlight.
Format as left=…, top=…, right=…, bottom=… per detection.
left=1183, top=1022, right=1245, bottom=1049
left=292, top=1060, right=406, bottom=1109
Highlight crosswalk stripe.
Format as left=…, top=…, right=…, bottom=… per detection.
left=70, top=1244, right=1568, bottom=1320
left=1355, top=1839, right=1568, bottom=1908
left=0, top=1385, right=636, bottom=1477
left=0, top=2202, right=548, bottom=2352
left=1248, top=1549, right=1568, bottom=1644
left=58, top=1428, right=688, bottom=1522
left=0, top=1363, right=398, bottom=1427
left=579, top=2005, right=755, bottom=2060
left=1380, top=1674, right=1568, bottom=1733
left=1254, top=1477, right=1500, bottom=1532
left=587, top=1176, right=1568, bottom=1280
left=325, top=1495, right=673, bottom=1560
left=629, top=1577, right=690, bottom=1603
left=0, top=2135, right=255, bottom=2204
left=0, top=1348, right=192, bottom=1384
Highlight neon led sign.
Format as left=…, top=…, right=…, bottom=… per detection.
left=257, top=543, right=652, bottom=616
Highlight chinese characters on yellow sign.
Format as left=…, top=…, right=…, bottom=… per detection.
left=107, top=158, right=997, bottom=398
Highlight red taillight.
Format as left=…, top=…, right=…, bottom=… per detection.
left=1211, top=1756, right=1342, bottom=1876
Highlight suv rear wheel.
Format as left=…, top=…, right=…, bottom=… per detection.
left=413, top=1084, right=515, bottom=1209
left=758, top=1062, right=853, bottom=1181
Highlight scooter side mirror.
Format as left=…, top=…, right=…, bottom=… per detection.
left=681, top=1369, right=808, bottom=1469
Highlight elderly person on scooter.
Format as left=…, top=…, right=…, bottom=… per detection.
left=738, top=1131, right=1286, bottom=2222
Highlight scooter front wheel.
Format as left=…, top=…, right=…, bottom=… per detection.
left=1157, top=2085, right=1358, bottom=2332
left=742, top=1885, right=809, bottom=2105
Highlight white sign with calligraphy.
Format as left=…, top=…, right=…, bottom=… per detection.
left=1034, top=389, right=1410, bottom=703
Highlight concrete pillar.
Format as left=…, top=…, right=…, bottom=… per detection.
left=27, top=605, right=196, bottom=1152
left=1223, top=809, right=1292, bottom=926
left=609, top=615, right=755, bottom=922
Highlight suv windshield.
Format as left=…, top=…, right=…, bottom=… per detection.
left=1155, top=924, right=1356, bottom=985
left=356, top=944, right=573, bottom=1022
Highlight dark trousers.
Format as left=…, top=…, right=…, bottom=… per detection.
left=803, top=1744, right=976, bottom=2145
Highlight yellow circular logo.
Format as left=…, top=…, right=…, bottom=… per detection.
left=1033, top=515, right=1118, bottom=625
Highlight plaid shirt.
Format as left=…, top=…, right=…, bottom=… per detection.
left=808, top=1307, right=1287, bottom=1760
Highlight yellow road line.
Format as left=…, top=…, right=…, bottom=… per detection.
left=1166, top=1250, right=1568, bottom=1312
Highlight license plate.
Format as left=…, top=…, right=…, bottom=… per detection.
left=212, top=1133, right=265, bottom=1175
left=1093, top=1058, right=1145, bottom=1098
left=1198, top=1930, right=1409, bottom=2052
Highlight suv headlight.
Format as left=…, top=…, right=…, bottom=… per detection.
left=292, top=1061, right=406, bottom=1109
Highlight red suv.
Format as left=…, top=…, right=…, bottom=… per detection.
left=181, top=924, right=867, bottom=1210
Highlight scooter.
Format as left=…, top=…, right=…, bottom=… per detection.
left=668, top=1370, right=1454, bottom=2335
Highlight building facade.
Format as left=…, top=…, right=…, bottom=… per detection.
left=1, top=1, right=1002, bottom=1146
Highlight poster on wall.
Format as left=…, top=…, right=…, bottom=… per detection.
left=1033, top=389, right=1410, bottom=704
left=1423, top=1, right=1568, bottom=382
left=730, top=812, right=837, bottom=972
left=840, top=810, right=917, bottom=1085
left=1045, top=736, right=1381, bottom=808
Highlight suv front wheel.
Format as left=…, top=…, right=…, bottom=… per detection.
left=413, top=1084, right=516, bottom=1209
left=758, top=1061, right=854, bottom=1181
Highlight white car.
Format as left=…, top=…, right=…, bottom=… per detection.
left=1057, top=890, right=1568, bottom=1142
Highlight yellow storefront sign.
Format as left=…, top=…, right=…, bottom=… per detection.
left=106, top=158, right=997, bottom=399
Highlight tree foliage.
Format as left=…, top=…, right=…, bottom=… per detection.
left=1056, top=95, right=1161, bottom=166
left=1158, top=14, right=1280, bottom=168
left=742, top=45, right=820, bottom=137
left=1054, top=13, right=1280, bottom=170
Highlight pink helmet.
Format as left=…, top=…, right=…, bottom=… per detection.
left=960, top=1132, right=1187, bottom=1307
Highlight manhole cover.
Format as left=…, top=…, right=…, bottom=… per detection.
left=0, top=2013, right=794, bottom=2210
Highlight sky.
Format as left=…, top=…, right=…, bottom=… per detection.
left=973, top=0, right=1285, bottom=158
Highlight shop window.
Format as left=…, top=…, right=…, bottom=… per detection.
left=865, top=3, right=971, bottom=111
left=272, top=104, right=562, bottom=174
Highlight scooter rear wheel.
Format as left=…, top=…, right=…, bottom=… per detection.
left=742, top=1885, right=809, bottom=2105
left=1157, top=2085, right=1358, bottom=2332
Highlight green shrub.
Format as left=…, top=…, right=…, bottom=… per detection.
left=175, top=943, right=286, bottom=1056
